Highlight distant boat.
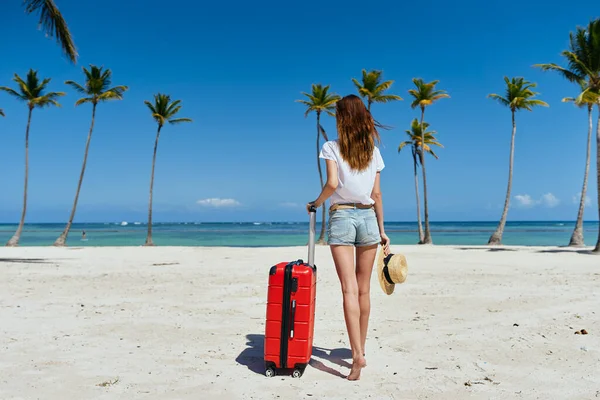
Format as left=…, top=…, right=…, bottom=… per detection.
left=134, top=222, right=141, bottom=225
left=121, top=221, right=128, bottom=226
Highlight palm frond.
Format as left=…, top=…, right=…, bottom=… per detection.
left=431, top=93, right=451, bottom=101
left=0, top=109, right=4, bottom=117
left=33, top=97, right=62, bottom=108
left=166, top=105, right=182, bottom=118
left=75, top=97, right=93, bottom=106
left=533, top=62, right=585, bottom=83
left=318, top=123, right=329, bottom=141
left=428, top=148, right=440, bottom=159
left=0, top=86, right=25, bottom=101
left=97, top=85, right=128, bottom=102
left=534, top=20, right=600, bottom=93
left=65, top=80, right=86, bottom=94
left=373, top=80, right=394, bottom=93
left=295, top=99, right=312, bottom=107
left=373, top=94, right=404, bottom=103
left=168, top=118, right=193, bottom=125
left=352, top=70, right=401, bottom=105
left=491, top=76, right=548, bottom=112
left=153, top=114, right=165, bottom=126
left=24, top=0, right=78, bottom=63
left=37, top=77, right=52, bottom=95
left=297, top=83, right=340, bottom=118
left=576, top=87, right=600, bottom=104
left=1, top=69, right=64, bottom=109
left=13, top=74, right=34, bottom=99
left=408, top=78, right=448, bottom=109
left=145, top=93, right=190, bottom=128
left=487, top=93, right=510, bottom=107
left=400, top=118, right=443, bottom=157
left=165, top=100, right=182, bottom=117
left=398, top=141, right=412, bottom=153
left=67, top=66, right=127, bottom=106
left=97, top=91, right=121, bottom=102
left=526, top=99, right=549, bottom=107
left=82, top=65, right=93, bottom=83
left=44, top=91, right=66, bottom=101
left=351, top=78, right=364, bottom=95
left=144, top=100, right=157, bottom=115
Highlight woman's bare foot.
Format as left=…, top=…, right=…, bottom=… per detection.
left=347, top=357, right=367, bottom=381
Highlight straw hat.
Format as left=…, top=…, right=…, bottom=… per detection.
left=377, top=249, right=408, bottom=295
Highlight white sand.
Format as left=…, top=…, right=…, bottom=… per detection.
left=0, top=245, right=599, bottom=399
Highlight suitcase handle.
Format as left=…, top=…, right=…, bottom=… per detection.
left=290, top=299, right=296, bottom=339
left=308, top=205, right=316, bottom=267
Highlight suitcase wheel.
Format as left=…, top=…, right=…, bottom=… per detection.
left=292, top=369, right=302, bottom=378
left=265, top=367, right=276, bottom=378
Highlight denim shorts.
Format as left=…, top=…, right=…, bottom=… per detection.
left=327, top=207, right=381, bottom=246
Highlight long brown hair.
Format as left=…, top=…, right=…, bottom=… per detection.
left=335, top=94, right=380, bottom=171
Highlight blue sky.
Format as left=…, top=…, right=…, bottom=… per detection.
left=0, top=0, right=598, bottom=223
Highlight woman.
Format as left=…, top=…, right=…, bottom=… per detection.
left=307, top=94, right=390, bottom=381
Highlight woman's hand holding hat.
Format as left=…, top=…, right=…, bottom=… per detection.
left=380, top=232, right=390, bottom=256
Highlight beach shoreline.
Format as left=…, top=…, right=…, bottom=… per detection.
left=1, top=220, right=599, bottom=248
left=1, top=245, right=598, bottom=399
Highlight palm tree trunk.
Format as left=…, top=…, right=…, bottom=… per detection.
left=144, top=125, right=162, bottom=246
left=54, top=103, right=97, bottom=247
left=593, top=107, right=600, bottom=253
left=6, top=108, right=33, bottom=247
left=316, top=112, right=326, bottom=244
left=488, top=110, right=516, bottom=245
left=569, top=105, right=592, bottom=247
left=368, top=99, right=372, bottom=112
left=419, top=107, right=433, bottom=244
left=412, top=148, right=424, bottom=243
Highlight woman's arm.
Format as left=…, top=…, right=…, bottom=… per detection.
left=307, top=159, right=338, bottom=211
left=371, top=172, right=390, bottom=254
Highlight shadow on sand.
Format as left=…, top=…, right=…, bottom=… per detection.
left=236, top=334, right=351, bottom=379
left=235, top=334, right=266, bottom=375
left=535, top=248, right=595, bottom=255
left=0, top=258, right=51, bottom=264
left=454, top=247, right=517, bottom=252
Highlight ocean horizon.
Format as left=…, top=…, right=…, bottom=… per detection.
left=0, top=220, right=597, bottom=247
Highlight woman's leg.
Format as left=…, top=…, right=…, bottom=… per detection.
left=330, top=244, right=366, bottom=380
left=355, top=244, right=378, bottom=357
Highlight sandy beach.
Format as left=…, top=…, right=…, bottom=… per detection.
left=0, top=245, right=598, bottom=400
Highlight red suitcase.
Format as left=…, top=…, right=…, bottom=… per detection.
left=264, top=206, right=317, bottom=378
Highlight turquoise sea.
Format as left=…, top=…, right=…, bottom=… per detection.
left=0, top=221, right=598, bottom=247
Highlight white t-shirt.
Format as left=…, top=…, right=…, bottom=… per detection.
left=319, top=140, right=385, bottom=205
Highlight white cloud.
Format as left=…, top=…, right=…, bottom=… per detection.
left=280, top=202, right=300, bottom=208
left=514, top=193, right=560, bottom=208
left=540, top=193, right=560, bottom=208
left=572, top=192, right=592, bottom=206
left=196, top=198, right=241, bottom=207
left=514, top=194, right=535, bottom=207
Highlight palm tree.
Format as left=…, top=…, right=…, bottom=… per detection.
left=352, top=69, right=403, bottom=111
left=486, top=77, right=548, bottom=245
left=143, top=93, right=192, bottom=246
left=296, top=84, right=340, bottom=244
left=24, top=0, right=78, bottom=63
left=0, top=69, right=65, bottom=246
left=560, top=85, right=599, bottom=247
left=534, top=19, right=600, bottom=251
left=408, top=78, right=449, bottom=244
left=398, top=119, right=443, bottom=244
left=53, top=65, right=128, bottom=246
